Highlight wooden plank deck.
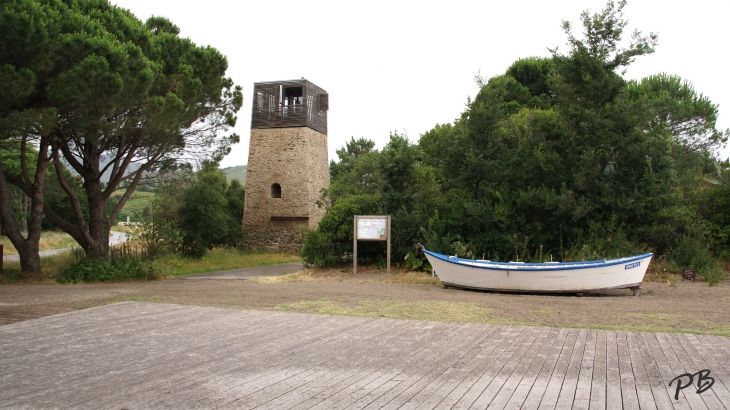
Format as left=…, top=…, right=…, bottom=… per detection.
left=1, top=302, right=729, bottom=409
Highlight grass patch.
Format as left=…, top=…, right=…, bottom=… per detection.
left=275, top=299, right=522, bottom=324
left=621, top=312, right=721, bottom=333
left=251, top=269, right=338, bottom=283
left=2, top=247, right=300, bottom=282
left=626, top=312, right=684, bottom=321
left=254, top=267, right=441, bottom=286
left=381, top=271, right=441, bottom=286
left=510, top=311, right=730, bottom=336
left=269, top=295, right=730, bottom=336
left=579, top=323, right=730, bottom=338
left=274, top=300, right=730, bottom=336
left=161, top=248, right=301, bottom=276
left=531, top=308, right=557, bottom=317
left=254, top=268, right=346, bottom=283
left=0, top=250, right=83, bottom=283
left=1, top=231, right=78, bottom=255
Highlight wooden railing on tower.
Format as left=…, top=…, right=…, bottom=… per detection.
left=251, top=79, right=328, bottom=134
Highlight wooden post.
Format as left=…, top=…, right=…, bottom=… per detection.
left=386, top=216, right=391, bottom=274
left=353, top=216, right=357, bottom=274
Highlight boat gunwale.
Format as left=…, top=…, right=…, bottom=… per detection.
left=423, top=249, right=654, bottom=272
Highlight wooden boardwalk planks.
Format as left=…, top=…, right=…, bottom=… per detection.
left=572, top=329, right=597, bottom=410
left=616, top=331, right=641, bottom=410
left=503, top=327, right=562, bottom=409
left=590, top=330, right=608, bottom=410
left=520, top=327, right=571, bottom=409
left=1, top=302, right=729, bottom=409
left=624, top=331, right=659, bottom=410
left=555, top=328, right=588, bottom=409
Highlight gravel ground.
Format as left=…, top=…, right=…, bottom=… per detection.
left=1, top=270, right=728, bottom=335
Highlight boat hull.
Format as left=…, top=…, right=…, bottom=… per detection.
left=423, top=250, right=652, bottom=293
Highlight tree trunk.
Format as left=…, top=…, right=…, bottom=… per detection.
left=0, top=135, right=51, bottom=274
left=16, top=239, right=41, bottom=273
left=83, top=177, right=110, bottom=258
left=19, top=191, right=28, bottom=233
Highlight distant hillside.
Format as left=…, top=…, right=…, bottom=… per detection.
left=221, top=165, right=247, bottom=186
left=109, top=190, right=155, bottom=223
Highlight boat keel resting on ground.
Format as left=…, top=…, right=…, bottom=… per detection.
left=421, top=247, right=653, bottom=296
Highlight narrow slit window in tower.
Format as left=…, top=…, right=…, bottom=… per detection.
left=270, top=183, right=281, bottom=198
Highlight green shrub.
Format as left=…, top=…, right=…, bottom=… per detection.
left=403, top=251, right=424, bottom=271
left=178, top=163, right=243, bottom=258
left=58, top=257, right=164, bottom=283
left=300, top=227, right=338, bottom=266
left=672, top=236, right=712, bottom=270
left=671, top=236, right=725, bottom=285
left=699, top=261, right=725, bottom=286
left=565, top=218, right=644, bottom=261
left=300, top=194, right=381, bottom=267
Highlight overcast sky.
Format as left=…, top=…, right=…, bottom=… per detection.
left=112, top=0, right=730, bottom=167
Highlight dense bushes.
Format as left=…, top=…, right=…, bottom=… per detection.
left=179, top=163, right=244, bottom=257
left=134, top=161, right=244, bottom=259
left=670, top=236, right=725, bottom=286
left=58, top=257, right=164, bottom=283
left=301, top=2, right=729, bottom=281
left=301, top=194, right=382, bottom=266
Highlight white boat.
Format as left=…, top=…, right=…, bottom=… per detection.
left=422, top=248, right=653, bottom=296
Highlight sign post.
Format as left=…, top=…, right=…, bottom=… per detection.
left=353, top=215, right=391, bottom=274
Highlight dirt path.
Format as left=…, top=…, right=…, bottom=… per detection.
left=1, top=270, right=728, bottom=335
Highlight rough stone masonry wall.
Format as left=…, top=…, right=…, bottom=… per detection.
left=242, top=127, right=329, bottom=251
left=307, top=129, right=329, bottom=229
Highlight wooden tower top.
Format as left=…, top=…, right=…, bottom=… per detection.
left=251, top=78, right=328, bottom=134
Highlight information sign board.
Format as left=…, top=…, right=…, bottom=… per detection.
left=356, top=217, right=388, bottom=240
left=353, top=215, right=391, bottom=274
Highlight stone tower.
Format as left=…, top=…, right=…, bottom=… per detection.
left=242, top=79, right=329, bottom=251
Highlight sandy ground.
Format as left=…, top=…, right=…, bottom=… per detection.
left=1, top=269, right=728, bottom=335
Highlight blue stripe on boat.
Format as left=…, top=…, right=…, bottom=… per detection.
left=422, top=249, right=653, bottom=272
